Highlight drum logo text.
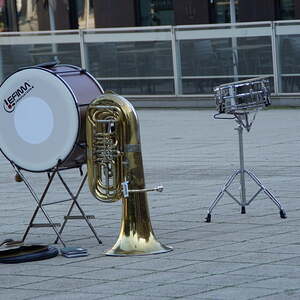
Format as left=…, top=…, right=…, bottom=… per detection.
left=3, top=81, right=34, bottom=112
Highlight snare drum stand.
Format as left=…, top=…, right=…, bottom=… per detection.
left=205, top=112, right=287, bottom=223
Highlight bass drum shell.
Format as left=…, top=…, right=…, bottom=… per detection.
left=0, top=64, right=104, bottom=172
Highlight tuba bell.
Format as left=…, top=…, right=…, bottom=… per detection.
left=86, top=91, right=172, bottom=256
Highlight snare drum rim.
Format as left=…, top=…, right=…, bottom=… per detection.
left=0, top=64, right=102, bottom=172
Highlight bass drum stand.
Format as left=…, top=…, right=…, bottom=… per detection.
left=205, top=112, right=287, bottom=223
left=10, top=161, right=102, bottom=247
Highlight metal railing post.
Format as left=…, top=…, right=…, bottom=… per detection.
left=271, top=22, right=280, bottom=94
left=229, top=0, right=239, bottom=82
left=171, top=26, right=182, bottom=96
left=79, top=29, right=88, bottom=69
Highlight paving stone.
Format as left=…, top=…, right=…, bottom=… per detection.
left=196, top=286, right=276, bottom=299
left=237, top=277, right=300, bottom=290
left=105, top=295, right=172, bottom=300
left=29, top=291, right=106, bottom=300
left=181, top=273, right=274, bottom=287
left=228, top=264, right=300, bottom=277
left=128, top=282, right=212, bottom=298
left=74, top=280, right=161, bottom=295
left=0, top=288, right=53, bottom=300
left=214, top=251, right=298, bottom=264
left=0, top=275, right=53, bottom=289
left=261, top=290, right=300, bottom=300
left=19, top=278, right=105, bottom=293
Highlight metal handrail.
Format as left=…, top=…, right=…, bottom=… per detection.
left=0, top=20, right=299, bottom=96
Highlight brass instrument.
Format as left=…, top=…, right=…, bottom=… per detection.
left=86, top=92, right=172, bottom=256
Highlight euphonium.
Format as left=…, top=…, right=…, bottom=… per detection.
left=86, top=92, right=172, bottom=256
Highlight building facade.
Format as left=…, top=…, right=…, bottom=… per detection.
left=0, top=0, right=298, bottom=32
left=0, top=1, right=299, bottom=99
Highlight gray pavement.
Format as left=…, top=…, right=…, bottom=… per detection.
left=1, top=108, right=300, bottom=299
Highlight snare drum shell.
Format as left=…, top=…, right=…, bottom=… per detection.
left=0, top=64, right=103, bottom=172
left=214, top=77, right=271, bottom=114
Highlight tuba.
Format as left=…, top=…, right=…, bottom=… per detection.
left=86, top=92, right=172, bottom=256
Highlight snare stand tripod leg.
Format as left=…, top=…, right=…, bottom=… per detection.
left=245, top=170, right=287, bottom=219
left=205, top=170, right=239, bottom=222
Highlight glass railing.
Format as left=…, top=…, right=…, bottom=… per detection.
left=0, top=21, right=299, bottom=96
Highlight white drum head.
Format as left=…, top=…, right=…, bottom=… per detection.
left=0, top=68, right=79, bottom=171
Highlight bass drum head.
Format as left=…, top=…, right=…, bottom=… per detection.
left=0, top=68, right=79, bottom=172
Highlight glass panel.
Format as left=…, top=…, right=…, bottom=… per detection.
left=279, top=34, right=300, bottom=92
left=87, top=41, right=173, bottom=78
left=138, top=0, right=174, bottom=26
left=281, top=77, right=300, bottom=93
left=182, top=78, right=233, bottom=94
left=237, top=36, right=273, bottom=75
left=99, top=79, right=174, bottom=95
left=180, top=39, right=234, bottom=76
left=180, top=36, right=273, bottom=94
left=0, top=43, right=81, bottom=78
left=278, top=0, right=295, bottom=20
left=279, top=35, right=300, bottom=74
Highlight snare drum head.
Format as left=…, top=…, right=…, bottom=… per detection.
left=0, top=68, right=79, bottom=171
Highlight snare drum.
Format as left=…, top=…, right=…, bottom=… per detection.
left=214, top=77, right=271, bottom=114
left=0, top=63, right=104, bottom=172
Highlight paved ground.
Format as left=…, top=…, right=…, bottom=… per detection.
left=1, top=108, right=300, bottom=299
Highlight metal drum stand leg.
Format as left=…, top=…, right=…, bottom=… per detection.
left=205, top=120, right=287, bottom=223
left=11, top=163, right=67, bottom=246
left=53, top=169, right=102, bottom=245
left=11, top=162, right=102, bottom=246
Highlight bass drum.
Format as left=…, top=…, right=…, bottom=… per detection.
left=0, top=63, right=104, bottom=172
